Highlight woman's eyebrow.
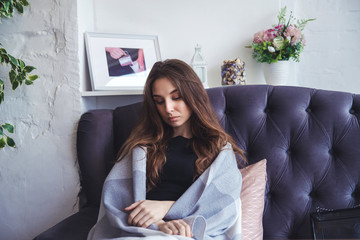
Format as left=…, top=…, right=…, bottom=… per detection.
left=153, top=89, right=178, bottom=98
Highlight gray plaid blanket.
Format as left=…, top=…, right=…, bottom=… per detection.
left=87, top=143, right=242, bottom=240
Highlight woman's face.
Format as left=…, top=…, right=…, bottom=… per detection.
left=152, top=77, right=193, bottom=137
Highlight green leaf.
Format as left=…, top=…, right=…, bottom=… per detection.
left=1, top=54, right=9, bottom=64
left=12, top=79, right=19, bottom=90
left=4, top=0, right=10, bottom=13
left=24, top=65, right=36, bottom=73
left=16, top=71, right=26, bottom=84
left=0, top=54, right=6, bottom=64
left=2, top=123, right=14, bottom=133
left=8, top=0, right=14, bottom=12
left=20, top=0, right=29, bottom=7
left=8, top=54, right=17, bottom=67
left=14, top=78, right=22, bottom=88
left=0, top=137, right=5, bottom=149
left=6, top=136, right=15, bottom=147
left=0, top=92, right=4, bottom=104
left=9, top=69, right=16, bottom=83
left=0, top=126, right=3, bottom=135
left=18, top=59, right=25, bottom=70
left=14, top=2, right=23, bottom=14
left=28, top=74, right=39, bottom=81
left=25, top=79, right=33, bottom=85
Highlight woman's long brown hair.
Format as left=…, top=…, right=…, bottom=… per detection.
left=118, top=59, right=246, bottom=191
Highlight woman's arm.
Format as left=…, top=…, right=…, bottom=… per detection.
left=125, top=200, right=175, bottom=228
left=136, top=48, right=145, bottom=72
left=126, top=200, right=194, bottom=237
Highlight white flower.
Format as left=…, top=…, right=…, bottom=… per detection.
left=286, top=36, right=291, bottom=43
left=273, top=36, right=285, bottom=51
left=268, top=46, right=276, bottom=53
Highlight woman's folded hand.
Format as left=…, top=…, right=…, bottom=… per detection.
left=125, top=200, right=175, bottom=228
left=157, top=219, right=193, bottom=238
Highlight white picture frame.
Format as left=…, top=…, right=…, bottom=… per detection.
left=85, top=32, right=161, bottom=91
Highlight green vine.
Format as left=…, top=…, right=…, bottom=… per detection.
left=0, top=0, right=38, bottom=149
left=0, top=0, right=29, bottom=21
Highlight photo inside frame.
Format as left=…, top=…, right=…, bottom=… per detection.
left=85, top=33, right=161, bottom=91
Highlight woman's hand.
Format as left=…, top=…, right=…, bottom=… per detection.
left=125, top=200, right=175, bottom=228
left=157, top=219, right=193, bottom=238
left=105, top=47, right=126, bottom=59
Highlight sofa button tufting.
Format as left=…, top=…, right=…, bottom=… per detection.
left=264, top=108, right=270, bottom=114
left=350, top=109, right=355, bottom=114
left=309, top=191, right=316, bottom=198
left=352, top=186, right=360, bottom=198
left=306, top=108, right=311, bottom=113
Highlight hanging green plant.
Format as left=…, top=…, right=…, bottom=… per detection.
left=0, top=0, right=38, bottom=149
left=0, top=123, right=15, bottom=148
left=0, top=0, right=29, bottom=21
left=0, top=44, right=38, bottom=100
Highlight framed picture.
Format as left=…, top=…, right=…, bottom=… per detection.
left=85, top=32, right=161, bottom=91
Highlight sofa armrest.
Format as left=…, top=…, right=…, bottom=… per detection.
left=77, top=109, right=115, bottom=207
left=33, top=206, right=98, bottom=240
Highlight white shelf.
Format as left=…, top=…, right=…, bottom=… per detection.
left=81, top=90, right=143, bottom=96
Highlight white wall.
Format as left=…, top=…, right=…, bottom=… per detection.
left=90, top=0, right=276, bottom=88
left=85, top=0, right=360, bottom=95
left=0, top=0, right=359, bottom=239
left=296, top=0, right=360, bottom=92
left=0, top=0, right=80, bottom=239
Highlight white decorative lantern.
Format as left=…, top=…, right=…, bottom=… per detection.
left=190, top=44, right=208, bottom=88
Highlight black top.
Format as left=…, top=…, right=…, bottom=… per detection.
left=146, top=136, right=197, bottom=201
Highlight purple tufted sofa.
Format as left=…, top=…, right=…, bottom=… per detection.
left=35, top=85, right=360, bottom=240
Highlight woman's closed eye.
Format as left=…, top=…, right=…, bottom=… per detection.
left=154, top=99, right=164, bottom=105
left=172, top=96, right=181, bottom=101
left=153, top=95, right=181, bottom=105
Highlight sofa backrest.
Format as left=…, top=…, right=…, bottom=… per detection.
left=77, top=85, right=360, bottom=239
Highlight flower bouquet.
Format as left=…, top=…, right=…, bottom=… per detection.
left=248, top=6, right=315, bottom=64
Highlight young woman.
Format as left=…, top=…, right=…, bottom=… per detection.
left=88, top=59, right=246, bottom=240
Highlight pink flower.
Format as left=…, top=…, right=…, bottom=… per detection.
left=264, top=28, right=277, bottom=42
left=274, top=24, right=285, bottom=34
left=301, top=36, right=306, bottom=46
left=253, top=30, right=265, bottom=43
left=284, top=26, right=302, bottom=45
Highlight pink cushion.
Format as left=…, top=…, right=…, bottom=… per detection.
left=240, top=159, right=267, bottom=240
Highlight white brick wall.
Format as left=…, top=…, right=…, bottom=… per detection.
left=296, top=0, right=360, bottom=91
left=0, top=1, right=80, bottom=239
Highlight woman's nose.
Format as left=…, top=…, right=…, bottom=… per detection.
left=165, top=100, right=174, bottom=113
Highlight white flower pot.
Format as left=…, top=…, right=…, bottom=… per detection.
left=262, top=61, right=290, bottom=85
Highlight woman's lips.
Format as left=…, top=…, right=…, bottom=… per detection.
left=169, top=116, right=179, bottom=122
